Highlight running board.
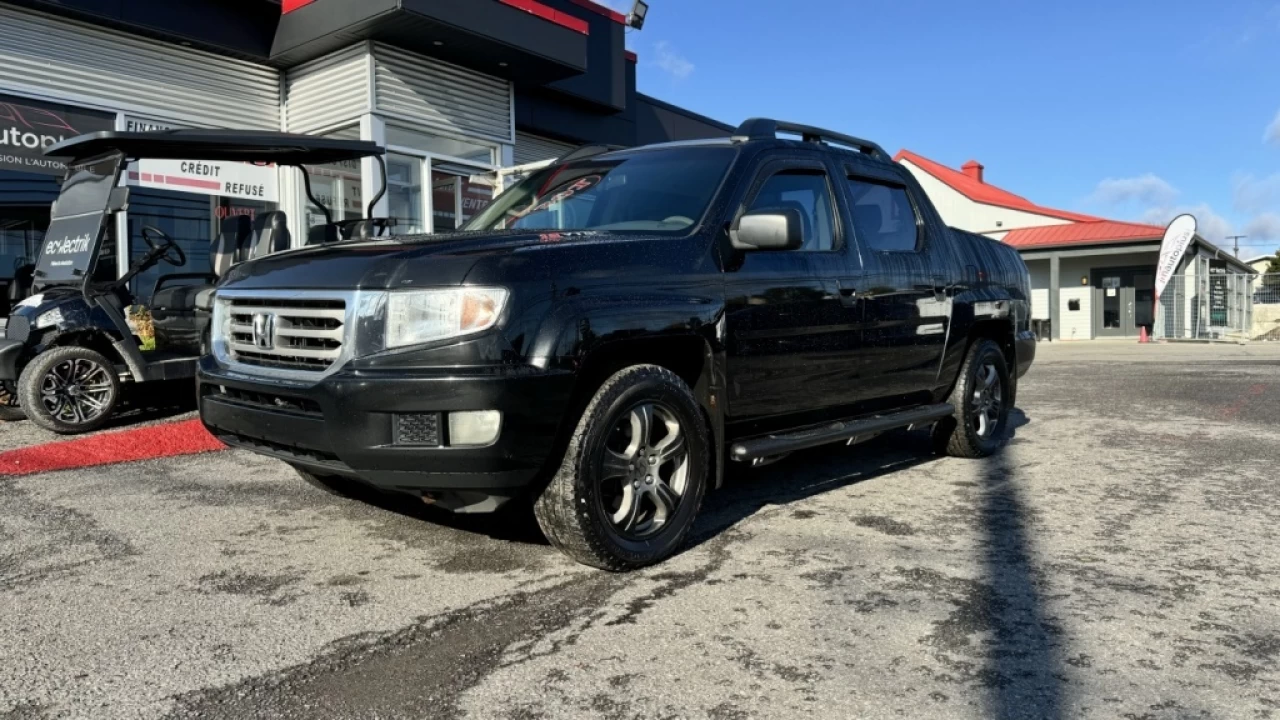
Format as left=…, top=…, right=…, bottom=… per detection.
left=729, top=403, right=954, bottom=462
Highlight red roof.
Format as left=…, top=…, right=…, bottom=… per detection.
left=895, top=149, right=1101, bottom=223
left=1001, top=220, right=1164, bottom=248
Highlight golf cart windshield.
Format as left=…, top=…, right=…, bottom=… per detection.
left=31, top=153, right=124, bottom=286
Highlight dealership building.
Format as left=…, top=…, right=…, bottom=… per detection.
left=0, top=0, right=729, bottom=313
left=897, top=151, right=1257, bottom=340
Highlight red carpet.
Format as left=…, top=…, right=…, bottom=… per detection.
left=0, top=419, right=226, bottom=477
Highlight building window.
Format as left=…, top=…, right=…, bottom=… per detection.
left=387, top=153, right=424, bottom=234
left=385, top=126, right=495, bottom=165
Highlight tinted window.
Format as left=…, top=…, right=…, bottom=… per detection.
left=747, top=170, right=835, bottom=251
left=465, top=147, right=735, bottom=234
left=847, top=178, right=919, bottom=252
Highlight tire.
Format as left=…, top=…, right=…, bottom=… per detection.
left=19, top=346, right=120, bottom=435
left=292, top=465, right=360, bottom=499
left=534, top=365, right=710, bottom=571
left=932, top=339, right=1012, bottom=459
left=0, top=380, right=25, bottom=422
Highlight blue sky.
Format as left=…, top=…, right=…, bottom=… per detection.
left=602, top=0, right=1280, bottom=256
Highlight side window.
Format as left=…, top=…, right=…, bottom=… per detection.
left=846, top=178, right=920, bottom=252
left=746, top=170, right=836, bottom=251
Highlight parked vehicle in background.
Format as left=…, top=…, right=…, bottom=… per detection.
left=0, top=131, right=388, bottom=432
left=197, top=119, right=1036, bottom=570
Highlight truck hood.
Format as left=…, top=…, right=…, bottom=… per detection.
left=218, top=229, right=614, bottom=291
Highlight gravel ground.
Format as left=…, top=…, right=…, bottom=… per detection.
left=1, top=343, right=1278, bottom=719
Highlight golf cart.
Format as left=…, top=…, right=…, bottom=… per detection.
left=0, top=130, right=387, bottom=433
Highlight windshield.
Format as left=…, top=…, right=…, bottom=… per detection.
left=32, top=153, right=122, bottom=285
left=463, top=147, right=735, bottom=234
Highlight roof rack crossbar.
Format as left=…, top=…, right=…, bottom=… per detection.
left=731, top=118, right=890, bottom=162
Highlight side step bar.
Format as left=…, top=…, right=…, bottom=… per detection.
left=729, top=403, right=955, bottom=463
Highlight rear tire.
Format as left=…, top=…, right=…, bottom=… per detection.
left=534, top=365, right=709, bottom=571
left=0, top=380, right=24, bottom=422
left=933, top=339, right=1011, bottom=459
left=19, top=347, right=120, bottom=434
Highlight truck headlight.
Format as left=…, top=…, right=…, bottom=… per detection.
left=385, top=288, right=509, bottom=349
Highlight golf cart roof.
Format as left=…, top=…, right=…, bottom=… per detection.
left=45, top=130, right=384, bottom=165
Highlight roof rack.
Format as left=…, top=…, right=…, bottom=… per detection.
left=555, top=144, right=626, bottom=163
left=731, top=118, right=890, bottom=162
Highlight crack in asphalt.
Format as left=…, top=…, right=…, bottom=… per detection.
left=164, top=532, right=743, bottom=720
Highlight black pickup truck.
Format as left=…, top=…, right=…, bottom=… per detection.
left=198, top=118, right=1035, bottom=570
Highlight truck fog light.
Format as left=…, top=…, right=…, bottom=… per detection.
left=448, top=410, right=502, bottom=447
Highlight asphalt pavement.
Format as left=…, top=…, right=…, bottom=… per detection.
left=1, top=343, right=1278, bottom=719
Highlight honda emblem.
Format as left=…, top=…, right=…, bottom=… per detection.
left=251, top=312, right=275, bottom=350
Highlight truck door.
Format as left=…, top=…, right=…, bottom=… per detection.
left=841, top=162, right=954, bottom=403
left=723, top=155, right=865, bottom=424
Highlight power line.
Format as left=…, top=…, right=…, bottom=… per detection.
left=1225, top=234, right=1247, bottom=257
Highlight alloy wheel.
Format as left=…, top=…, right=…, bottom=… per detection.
left=970, top=361, right=1003, bottom=438
left=598, top=401, right=690, bottom=539
left=38, top=358, right=114, bottom=426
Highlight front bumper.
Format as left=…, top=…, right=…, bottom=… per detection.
left=1014, top=329, right=1036, bottom=378
left=197, top=357, right=575, bottom=498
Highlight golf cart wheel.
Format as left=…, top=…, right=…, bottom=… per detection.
left=534, top=365, right=709, bottom=571
left=18, top=346, right=120, bottom=435
left=932, top=339, right=1011, bottom=459
left=0, top=380, right=24, bottom=422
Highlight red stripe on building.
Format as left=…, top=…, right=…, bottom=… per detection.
left=0, top=419, right=225, bottom=477
left=625, top=50, right=638, bottom=62
left=497, top=0, right=590, bottom=34
left=161, top=175, right=222, bottom=191
left=566, top=0, right=628, bottom=24
left=281, top=0, right=316, bottom=13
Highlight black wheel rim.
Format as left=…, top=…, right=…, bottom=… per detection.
left=0, top=380, right=17, bottom=409
left=39, top=358, right=113, bottom=425
left=971, top=361, right=1003, bottom=438
left=597, top=401, right=690, bottom=540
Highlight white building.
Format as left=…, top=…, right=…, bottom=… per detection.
left=897, top=150, right=1256, bottom=340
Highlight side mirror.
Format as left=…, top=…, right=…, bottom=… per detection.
left=731, top=208, right=804, bottom=251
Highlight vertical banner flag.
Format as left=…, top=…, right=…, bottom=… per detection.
left=1154, top=214, right=1197, bottom=302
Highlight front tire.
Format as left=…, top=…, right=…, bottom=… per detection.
left=0, top=380, right=24, bottom=422
left=18, top=347, right=120, bottom=434
left=933, top=339, right=1012, bottom=459
left=534, top=365, right=709, bottom=571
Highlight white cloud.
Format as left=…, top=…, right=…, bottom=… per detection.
left=1245, top=212, right=1280, bottom=241
left=1139, top=204, right=1235, bottom=243
left=1266, top=110, right=1280, bottom=145
left=1090, top=174, right=1179, bottom=207
left=1234, top=172, right=1280, bottom=213
left=651, top=41, right=694, bottom=80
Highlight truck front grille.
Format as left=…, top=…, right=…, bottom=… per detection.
left=224, top=297, right=346, bottom=373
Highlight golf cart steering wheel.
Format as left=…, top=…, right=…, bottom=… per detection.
left=141, top=226, right=187, bottom=267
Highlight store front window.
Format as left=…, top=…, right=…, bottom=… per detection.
left=388, top=153, right=425, bottom=234
left=384, top=125, right=497, bottom=235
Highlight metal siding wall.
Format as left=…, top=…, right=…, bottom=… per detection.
left=373, top=44, right=512, bottom=144
left=0, top=6, right=280, bottom=129
left=284, top=45, right=372, bottom=133
left=513, top=132, right=575, bottom=165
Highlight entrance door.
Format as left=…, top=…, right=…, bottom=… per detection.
left=1093, top=267, right=1154, bottom=338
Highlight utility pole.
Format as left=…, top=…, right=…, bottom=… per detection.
left=1225, top=235, right=1247, bottom=257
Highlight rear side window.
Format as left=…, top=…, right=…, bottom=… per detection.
left=847, top=178, right=919, bottom=252
left=747, top=170, right=836, bottom=251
